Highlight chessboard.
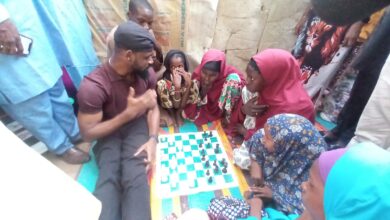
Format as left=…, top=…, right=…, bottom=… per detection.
left=155, top=130, right=238, bottom=198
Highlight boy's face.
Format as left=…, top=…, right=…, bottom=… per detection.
left=128, top=7, right=154, bottom=30
left=301, top=161, right=325, bottom=220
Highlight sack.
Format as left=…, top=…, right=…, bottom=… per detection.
left=207, top=196, right=250, bottom=220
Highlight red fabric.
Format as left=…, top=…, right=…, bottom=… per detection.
left=184, top=49, right=244, bottom=126
left=232, top=49, right=315, bottom=140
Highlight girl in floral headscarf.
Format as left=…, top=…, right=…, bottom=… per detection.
left=245, top=114, right=327, bottom=217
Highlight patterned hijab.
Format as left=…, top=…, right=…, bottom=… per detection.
left=247, top=113, right=327, bottom=214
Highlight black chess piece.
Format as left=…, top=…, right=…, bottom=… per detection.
left=214, top=165, right=219, bottom=173
left=201, top=149, right=206, bottom=156
left=208, top=176, right=213, bottom=183
left=216, top=143, right=220, bottom=148
left=203, top=131, right=207, bottom=137
left=213, top=160, right=217, bottom=166
left=205, top=160, right=210, bottom=168
left=202, top=154, right=206, bottom=161
left=222, top=167, right=227, bottom=173
left=199, top=143, right=203, bottom=148
left=209, top=131, right=212, bottom=137
left=222, top=160, right=228, bottom=167
left=214, top=148, right=219, bottom=154
left=221, top=158, right=225, bottom=163
left=206, top=170, right=210, bottom=176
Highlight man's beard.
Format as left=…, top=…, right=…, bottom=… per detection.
left=134, top=66, right=150, bottom=80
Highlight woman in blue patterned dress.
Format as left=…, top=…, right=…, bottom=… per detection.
left=245, top=114, right=328, bottom=218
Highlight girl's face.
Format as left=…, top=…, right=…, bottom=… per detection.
left=170, top=56, right=185, bottom=72
left=245, top=63, right=265, bottom=93
left=263, top=124, right=275, bottom=152
left=301, top=161, right=325, bottom=220
left=201, top=69, right=219, bottom=87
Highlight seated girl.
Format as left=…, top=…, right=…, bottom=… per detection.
left=245, top=114, right=327, bottom=219
left=231, top=49, right=315, bottom=143
left=157, top=50, right=200, bottom=126
left=183, top=49, right=245, bottom=130
left=300, top=142, right=390, bottom=220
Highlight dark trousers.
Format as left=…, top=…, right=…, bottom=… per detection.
left=331, top=11, right=390, bottom=142
left=93, top=116, right=151, bottom=220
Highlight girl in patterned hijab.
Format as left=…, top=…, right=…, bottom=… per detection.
left=246, top=113, right=327, bottom=216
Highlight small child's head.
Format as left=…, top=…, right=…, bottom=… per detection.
left=262, top=113, right=324, bottom=154
left=164, top=50, right=189, bottom=73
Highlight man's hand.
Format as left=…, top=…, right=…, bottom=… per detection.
left=140, top=89, right=157, bottom=109
left=125, top=87, right=156, bottom=120
left=241, top=97, right=268, bottom=117
left=0, top=19, right=23, bottom=55
left=134, top=138, right=157, bottom=171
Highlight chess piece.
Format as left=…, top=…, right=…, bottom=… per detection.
left=205, top=160, right=210, bottom=168
left=214, top=147, right=219, bottom=154
left=206, top=170, right=210, bottom=176
left=208, top=176, right=213, bottom=183
left=201, top=149, right=206, bottom=156
left=214, top=165, right=219, bottom=173
left=209, top=131, right=212, bottom=137
left=199, top=143, right=203, bottom=148
left=202, top=155, right=206, bottom=161
left=222, top=167, right=227, bottom=173
left=213, top=160, right=217, bottom=166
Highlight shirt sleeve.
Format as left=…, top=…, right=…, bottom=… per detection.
left=0, top=4, right=10, bottom=23
left=147, top=67, right=157, bottom=89
left=77, top=79, right=107, bottom=114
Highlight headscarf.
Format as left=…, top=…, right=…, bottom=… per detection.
left=318, top=148, right=347, bottom=183
left=247, top=113, right=327, bottom=214
left=323, top=142, right=390, bottom=219
left=242, top=49, right=315, bottom=140
left=191, top=49, right=244, bottom=123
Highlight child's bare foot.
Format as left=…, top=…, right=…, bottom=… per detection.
left=175, top=110, right=184, bottom=127
left=160, top=108, right=175, bottom=127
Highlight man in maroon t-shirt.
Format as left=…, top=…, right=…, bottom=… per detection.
left=77, top=21, right=159, bottom=220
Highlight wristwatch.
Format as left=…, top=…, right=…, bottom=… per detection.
left=149, top=134, right=159, bottom=143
